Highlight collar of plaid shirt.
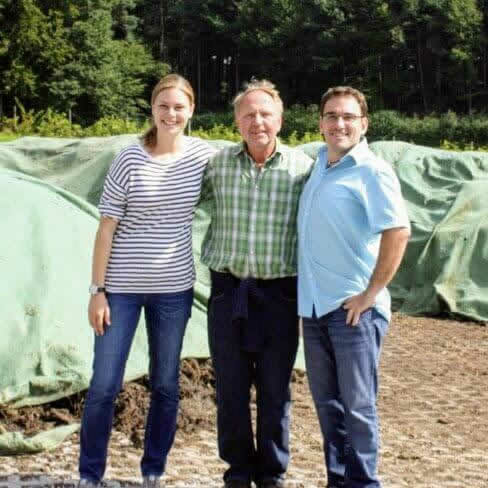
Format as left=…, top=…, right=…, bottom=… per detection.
left=201, top=139, right=313, bottom=279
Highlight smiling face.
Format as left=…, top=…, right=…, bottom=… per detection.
left=319, top=94, right=368, bottom=162
left=151, top=87, right=194, bottom=138
left=235, top=89, right=282, bottom=156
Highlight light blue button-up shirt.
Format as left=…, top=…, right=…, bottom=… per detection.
left=297, top=138, right=410, bottom=322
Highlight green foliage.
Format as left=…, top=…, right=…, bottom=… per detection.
left=0, top=132, right=17, bottom=142
left=0, top=0, right=168, bottom=123
left=192, top=112, right=235, bottom=131
left=2, top=0, right=488, bottom=121
left=4, top=107, right=488, bottom=150
left=440, top=140, right=488, bottom=152
left=191, top=124, right=241, bottom=142
left=0, top=106, right=82, bottom=137
left=285, top=131, right=322, bottom=146
left=282, top=105, right=320, bottom=139
left=85, top=116, right=142, bottom=137
left=35, top=109, right=83, bottom=137
left=47, top=7, right=168, bottom=123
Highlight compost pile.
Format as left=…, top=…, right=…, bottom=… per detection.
left=0, top=358, right=307, bottom=448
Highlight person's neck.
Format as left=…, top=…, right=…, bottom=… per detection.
left=327, top=150, right=346, bottom=166
left=247, top=141, right=276, bottom=167
left=150, top=133, right=185, bottom=158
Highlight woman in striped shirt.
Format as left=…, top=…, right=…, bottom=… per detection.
left=78, top=74, right=216, bottom=488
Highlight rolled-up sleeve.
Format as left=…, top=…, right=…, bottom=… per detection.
left=98, top=154, right=130, bottom=220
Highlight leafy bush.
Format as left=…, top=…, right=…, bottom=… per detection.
left=84, top=116, right=142, bottom=137
left=282, top=104, right=320, bottom=138
left=191, top=124, right=241, bottom=142
left=3, top=106, right=488, bottom=149
left=0, top=132, right=17, bottom=142
left=192, top=111, right=234, bottom=130
left=440, top=140, right=488, bottom=151
left=0, top=103, right=83, bottom=137
left=36, top=109, right=83, bottom=137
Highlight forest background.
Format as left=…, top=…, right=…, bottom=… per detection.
left=2, top=0, right=488, bottom=148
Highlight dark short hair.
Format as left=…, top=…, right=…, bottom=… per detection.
left=319, top=86, right=368, bottom=118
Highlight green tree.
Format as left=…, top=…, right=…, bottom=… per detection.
left=388, top=0, right=482, bottom=112
left=0, top=0, right=72, bottom=108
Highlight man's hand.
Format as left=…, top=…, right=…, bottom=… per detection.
left=343, top=291, right=375, bottom=326
left=343, top=227, right=410, bottom=326
left=88, top=293, right=111, bottom=336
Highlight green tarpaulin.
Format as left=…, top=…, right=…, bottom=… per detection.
left=0, top=136, right=486, bottom=453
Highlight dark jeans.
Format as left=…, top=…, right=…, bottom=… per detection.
left=303, top=307, right=388, bottom=488
left=79, top=289, right=193, bottom=482
left=207, top=270, right=299, bottom=486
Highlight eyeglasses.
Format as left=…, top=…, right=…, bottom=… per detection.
left=322, top=113, right=364, bottom=123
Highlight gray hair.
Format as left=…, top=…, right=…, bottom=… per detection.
left=233, top=79, right=284, bottom=115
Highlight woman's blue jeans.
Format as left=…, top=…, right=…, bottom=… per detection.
left=303, top=307, right=388, bottom=488
left=79, top=289, right=193, bottom=482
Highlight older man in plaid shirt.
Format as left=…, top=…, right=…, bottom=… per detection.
left=200, top=80, right=313, bottom=488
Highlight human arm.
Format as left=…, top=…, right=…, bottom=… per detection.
left=343, top=226, right=410, bottom=326
left=198, top=156, right=214, bottom=205
left=88, top=216, right=119, bottom=335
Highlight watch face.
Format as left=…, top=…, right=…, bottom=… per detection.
left=89, top=284, right=99, bottom=294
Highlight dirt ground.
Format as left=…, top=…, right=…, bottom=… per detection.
left=1, top=313, right=487, bottom=488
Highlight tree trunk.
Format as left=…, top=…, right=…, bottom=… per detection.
left=416, top=28, right=428, bottom=112
left=377, top=54, right=383, bottom=110
left=484, top=43, right=487, bottom=88
left=197, top=45, right=201, bottom=109
left=234, top=49, right=239, bottom=93
left=159, top=0, right=166, bottom=61
left=466, top=62, right=473, bottom=115
left=436, top=56, right=441, bottom=111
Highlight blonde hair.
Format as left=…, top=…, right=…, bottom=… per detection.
left=233, top=79, right=284, bottom=116
left=320, top=86, right=368, bottom=118
left=143, top=74, right=195, bottom=148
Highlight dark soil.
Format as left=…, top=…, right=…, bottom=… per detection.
left=0, top=358, right=306, bottom=448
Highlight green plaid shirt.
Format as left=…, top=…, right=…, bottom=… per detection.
left=200, top=140, right=313, bottom=278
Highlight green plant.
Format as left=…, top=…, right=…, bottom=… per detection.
left=191, top=124, right=241, bottom=142
left=36, top=109, right=83, bottom=137
left=0, top=132, right=18, bottom=142
left=84, top=116, right=143, bottom=137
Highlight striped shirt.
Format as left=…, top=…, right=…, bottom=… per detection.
left=200, top=140, right=313, bottom=279
left=99, top=137, right=216, bottom=293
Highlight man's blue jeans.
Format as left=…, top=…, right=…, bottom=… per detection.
left=303, top=307, right=388, bottom=488
left=79, top=289, right=193, bottom=482
left=208, top=271, right=299, bottom=486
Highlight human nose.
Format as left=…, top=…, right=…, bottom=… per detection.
left=252, top=113, right=263, bottom=124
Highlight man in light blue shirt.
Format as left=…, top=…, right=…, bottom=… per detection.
left=298, top=87, right=410, bottom=488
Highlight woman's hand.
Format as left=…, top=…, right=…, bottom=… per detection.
left=88, top=293, right=111, bottom=336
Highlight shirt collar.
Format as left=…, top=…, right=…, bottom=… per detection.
left=234, top=138, right=284, bottom=166
left=322, top=137, right=369, bottom=170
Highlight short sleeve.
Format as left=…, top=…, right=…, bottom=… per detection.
left=98, top=151, right=130, bottom=220
left=364, top=165, right=410, bottom=234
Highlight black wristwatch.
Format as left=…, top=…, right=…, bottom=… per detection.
left=89, top=284, right=106, bottom=296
